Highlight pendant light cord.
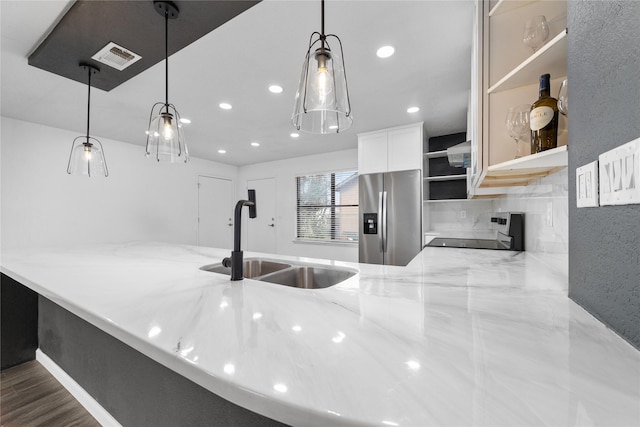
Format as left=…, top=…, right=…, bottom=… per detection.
left=320, top=0, right=325, bottom=48
left=165, top=9, right=169, bottom=112
left=86, top=67, right=91, bottom=139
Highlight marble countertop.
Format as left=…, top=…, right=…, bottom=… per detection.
left=2, top=242, right=639, bottom=426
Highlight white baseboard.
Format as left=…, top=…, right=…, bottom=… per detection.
left=36, top=349, right=122, bottom=427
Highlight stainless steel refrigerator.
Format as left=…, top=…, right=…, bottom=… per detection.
left=359, top=169, right=422, bottom=266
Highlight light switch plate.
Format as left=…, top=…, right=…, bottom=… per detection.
left=576, top=161, right=599, bottom=207
left=599, top=137, right=640, bottom=206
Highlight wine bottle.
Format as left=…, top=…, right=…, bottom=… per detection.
left=530, top=74, right=558, bottom=153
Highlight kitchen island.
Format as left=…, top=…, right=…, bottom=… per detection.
left=1, top=242, right=639, bottom=426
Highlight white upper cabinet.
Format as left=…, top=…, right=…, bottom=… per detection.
left=358, top=123, right=423, bottom=175
left=387, top=126, right=423, bottom=172
left=358, top=132, right=388, bottom=175
left=468, top=0, right=568, bottom=197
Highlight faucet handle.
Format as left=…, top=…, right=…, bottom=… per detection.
left=248, top=189, right=257, bottom=218
left=222, top=257, right=232, bottom=268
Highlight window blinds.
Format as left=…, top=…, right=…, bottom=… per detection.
left=296, top=171, right=359, bottom=242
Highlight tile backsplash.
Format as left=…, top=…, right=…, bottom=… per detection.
left=493, top=169, right=568, bottom=254
left=424, top=169, right=568, bottom=273
left=425, top=199, right=495, bottom=238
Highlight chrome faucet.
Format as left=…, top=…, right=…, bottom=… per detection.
left=222, top=189, right=256, bottom=280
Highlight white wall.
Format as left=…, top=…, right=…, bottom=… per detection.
left=0, top=117, right=238, bottom=252
left=238, top=149, right=359, bottom=262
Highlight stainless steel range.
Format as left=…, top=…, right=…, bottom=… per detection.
left=426, top=212, right=525, bottom=251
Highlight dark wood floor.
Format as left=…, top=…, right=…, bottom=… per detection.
left=1, top=360, right=101, bottom=427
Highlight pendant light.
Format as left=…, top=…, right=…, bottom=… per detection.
left=292, top=0, right=352, bottom=134
left=145, top=0, right=188, bottom=163
left=67, top=64, right=108, bottom=177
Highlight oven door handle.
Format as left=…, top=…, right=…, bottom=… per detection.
left=497, top=233, right=513, bottom=250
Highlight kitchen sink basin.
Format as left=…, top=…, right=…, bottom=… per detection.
left=200, top=258, right=357, bottom=289
left=258, top=265, right=356, bottom=289
left=200, top=258, right=291, bottom=278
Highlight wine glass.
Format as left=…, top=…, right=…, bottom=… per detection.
left=505, top=104, right=531, bottom=158
left=523, top=16, right=550, bottom=53
left=558, top=79, right=568, bottom=115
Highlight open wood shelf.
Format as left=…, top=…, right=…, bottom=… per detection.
left=489, top=0, right=538, bottom=16
left=424, top=174, right=467, bottom=182
left=488, top=29, right=567, bottom=94
left=480, top=145, right=567, bottom=187
left=424, top=132, right=468, bottom=200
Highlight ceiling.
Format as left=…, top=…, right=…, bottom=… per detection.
left=1, top=0, right=475, bottom=166
left=27, top=1, right=261, bottom=91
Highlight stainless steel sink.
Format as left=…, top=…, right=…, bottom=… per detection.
left=200, top=258, right=291, bottom=278
left=200, top=258, right=356, bottom=289
left=259, top=265, right=356, bottom=289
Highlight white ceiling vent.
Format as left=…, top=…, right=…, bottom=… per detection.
left=91, top=42, right=141, bottom=71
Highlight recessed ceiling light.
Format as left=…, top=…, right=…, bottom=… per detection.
left=251, top=142, right=260, bottom=147
left=376, top=45, right=395, bottom=58
left=290, top=133, right=300, bottom=138
left=405, top=360, right=421, bottom=371
left=179, top=118, right=191, bottom=124
left=219, top=103, right=232, bottom=110
left=218, top=149, right=226, bottom=154
left=223, top=363, right=235, bottom=376
left=407, top=106, right=420, bottom=113
left=273, top=383, right=288, bottom=393
left=268, top=85, right=283, bottom=94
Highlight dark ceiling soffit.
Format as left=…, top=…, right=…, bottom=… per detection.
left=28, top=0, right=261, bottom=92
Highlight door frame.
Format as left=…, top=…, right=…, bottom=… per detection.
left=197, top=174, right=235, bottom=247
left=244, top=176, right=277, bottom=253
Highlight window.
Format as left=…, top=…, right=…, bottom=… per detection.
left=296, top=171, right=359, bottom=243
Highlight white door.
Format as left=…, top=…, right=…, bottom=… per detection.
left=246, top=178, right=277, bottom=254
left=198, top=176, right=234, bottom=249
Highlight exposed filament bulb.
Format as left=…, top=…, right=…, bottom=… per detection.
left=83, top=143, right=93, bottom=160
left=161, top=113, right=174, bottom=140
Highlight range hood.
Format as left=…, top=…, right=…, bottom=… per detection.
left=447, top=140, right=471, bottom=168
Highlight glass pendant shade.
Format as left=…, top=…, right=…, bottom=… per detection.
left=292, top=1, right=352, bottom=134
left=67, top=136, right=108, bottom=177
left=292, top=37, right=352, bottom=134
left=146, top=103, right=188, bottom=162
left=67, top=63, right=108, bottom=177
left=146, top=1, right=188, bottom=163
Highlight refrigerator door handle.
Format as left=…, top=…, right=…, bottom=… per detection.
left=378, top=192, right=384, bottom=252
left=382, top=191, right=388, bottom=252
